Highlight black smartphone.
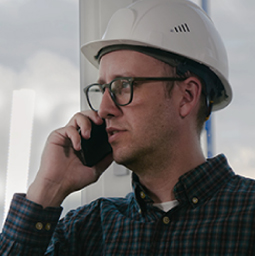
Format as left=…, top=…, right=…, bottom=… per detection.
left=79, top=121, right=112, bottom=167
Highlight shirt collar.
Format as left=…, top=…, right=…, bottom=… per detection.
left=132, top=154, right=235, bottom=210
left=174, top=154, right=235, bottom=207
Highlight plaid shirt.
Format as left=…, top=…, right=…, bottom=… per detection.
left=1, top=154, right=255, bottom=255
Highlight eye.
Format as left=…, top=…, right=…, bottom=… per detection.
left=111, top=79, right=131, bottom=95
left=122, top=80, right=130, bottom=89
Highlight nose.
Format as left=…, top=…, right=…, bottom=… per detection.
left=98, top=88, right=121, bottom=119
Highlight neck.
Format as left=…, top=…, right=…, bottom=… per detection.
left=134, top=142, right=206, bottom=203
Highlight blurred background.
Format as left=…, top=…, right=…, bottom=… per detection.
left=1, top=0, right=255, bottom=230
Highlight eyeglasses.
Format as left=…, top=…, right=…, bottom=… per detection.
left=84, top=77, right=186, bottom=112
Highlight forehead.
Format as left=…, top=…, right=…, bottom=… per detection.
left=98, top=50, right=166, bottom=79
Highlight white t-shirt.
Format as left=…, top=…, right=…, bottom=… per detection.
left=153, top=200, right=179, bottom=212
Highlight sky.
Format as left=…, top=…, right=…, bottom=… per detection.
left=0, top=0, right=80, bottom=225
left=0, top=0, right=255, bottom=224
left=208, top=0, right=255, bottom=178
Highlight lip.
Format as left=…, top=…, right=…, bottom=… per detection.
left=106, top=127, right=126, bottom=143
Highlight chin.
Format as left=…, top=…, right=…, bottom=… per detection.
left=114, top=153, right=143, bottom=172
left=112, top=144, right=148, bottom=171
left=113, top=150, right=134, bottom=169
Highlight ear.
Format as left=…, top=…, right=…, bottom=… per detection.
left=178, top=76, right=202, bottom=118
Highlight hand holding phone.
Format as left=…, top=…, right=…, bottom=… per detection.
left=80, top=121, right=112, bottom=167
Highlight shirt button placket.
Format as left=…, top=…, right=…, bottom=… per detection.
left=45, top=223, right=51, bottom=231
left=192, top=197, right=199, bottom=204
left=163, top=216, right=170, bottom=225
left=35, top=222, right=43, bottom=230
left=140, top=191, right=146, bottom=199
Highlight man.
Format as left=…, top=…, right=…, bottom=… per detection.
left=1, top=0, right=255, bottom=255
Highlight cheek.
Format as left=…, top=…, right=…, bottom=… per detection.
left=125, top=88, right=177, bottom=135
left=129, top=105, right=165, bottom=137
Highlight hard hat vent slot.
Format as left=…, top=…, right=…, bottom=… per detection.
left=171, top=23, right=190, bottom=33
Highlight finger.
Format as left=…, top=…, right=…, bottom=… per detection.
left=80, top=110, right=103, bottom=125
left=66, top=111, right=103, bottom=139
left=53, top=126, right=82, bottom=151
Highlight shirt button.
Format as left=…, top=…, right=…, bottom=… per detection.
left=163, top=216, right=170, bottom=225
left=45, top=223, right=51, bottom=231
left=140, top=191, right=146, bottom=199
left=192, top=197, right=199, bottom=204
left=35, top=222, right=43, bottom=230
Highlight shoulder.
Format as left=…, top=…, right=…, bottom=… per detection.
left=218, top=173, right=255, bottom=210
left=227, top=174, right=255, bottom=193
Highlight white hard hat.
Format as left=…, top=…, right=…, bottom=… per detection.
left=81, top=0, right=232, bottom=111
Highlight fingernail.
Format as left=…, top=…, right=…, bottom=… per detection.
left=85, top=130, right=91, bottom=139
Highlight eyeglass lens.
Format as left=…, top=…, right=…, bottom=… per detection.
left=86, top=78, right=132, bottom=111
left=86, top=85, right=103, bottom=111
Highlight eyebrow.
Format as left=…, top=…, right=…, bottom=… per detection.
left=97, top=73, right=136, bottom=84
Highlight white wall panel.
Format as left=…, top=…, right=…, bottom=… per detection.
left=79, top=0, right=136, bottom=204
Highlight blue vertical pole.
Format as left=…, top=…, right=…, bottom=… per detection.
left=201, top=0, right=213, bottom=158
left=201, top=0, right=208, bottom=13
left=205, top=116, right=213, bottom=158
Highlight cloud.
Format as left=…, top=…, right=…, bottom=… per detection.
left=18, top=50, right=80, bottom=121
left=0, top=66, right=16, bottom=109
left=0, top=0, right=80, bottom=226
left=0, top=0, right=76, bottom=6
left=0, top=0, right=79, bottom=71
left=209, top=1, right=255, bottom=178
left=0, top=0, right=255, bottom=205
left=0, top=50, right=80, bottom=121
left=0, top=49, right=80, bottom=190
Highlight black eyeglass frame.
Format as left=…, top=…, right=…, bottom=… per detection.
left=84, top=76, right=187, bottom=112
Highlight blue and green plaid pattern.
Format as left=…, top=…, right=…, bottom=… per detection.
left=1, top=154, right=255, bottom=255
